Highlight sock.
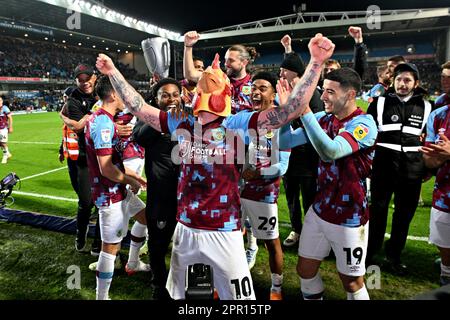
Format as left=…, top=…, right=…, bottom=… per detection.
left=301, top=273, right=324, bottom=300
left=4, top=146, right=9, bottom=155
left=127, top=221, right=147, bottom=266
left=96, top=251, right=116, bottom=300
left=271, top=273, right=283, bottom=293
left=441, top=263, right=450, bottom=277
left=347, top=284, right=370, bottom=300
left=247, top=231, right=258, bottom=251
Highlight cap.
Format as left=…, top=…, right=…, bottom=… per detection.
left=74, top=64, right=94, bottom=78
left=280, top=52, right=305, bottom=76
left=393, top=62, right=420, bottom=80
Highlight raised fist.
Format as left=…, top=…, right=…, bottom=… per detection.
left=348, top=26, right=363, bottom=43
left=308, top=33, right=335, bottom=64
left=96, top=53, right=116, bottom=76
left=184, top=31, right=200, bottom=47
left=280, top=35, right=292, bottom=49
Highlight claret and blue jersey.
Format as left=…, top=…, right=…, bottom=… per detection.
left=280, top=108, right=377, bottom=227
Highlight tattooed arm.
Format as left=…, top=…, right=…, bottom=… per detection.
left=183, top=31, right=203, bottom=83
left=96, top=54, right=163, bottom=132
left=257, top=33, right=335, bottom=130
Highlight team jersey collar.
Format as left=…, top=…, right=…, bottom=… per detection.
left=334, top=107, right=364, bottom=124
left=96, top=107, right=115, bottom=120
left=231, top=73, right=251, bottom=88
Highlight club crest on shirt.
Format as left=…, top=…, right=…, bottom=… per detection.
left=101, top=129, right=111, bottom=143
left=211, top=127, right=225, bottom=142
left=391, top=115, right=399, bottom=122
left=353, top=124, right=369, bottom=141
left=436, top=127, right=447, bottom=143
left=242, top=85, right=251, bottom=95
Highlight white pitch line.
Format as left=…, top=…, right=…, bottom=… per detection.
left=8, top=141, right=60, bottom=145
left=385, top=233, right=429, bottom=242
left=279, top=222, right=429, bottom=242
left=13, top=191, right=78, bottom=202
left=21, top=166, right=68, bottom=181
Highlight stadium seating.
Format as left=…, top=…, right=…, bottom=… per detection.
left=0, top=36, right=147, bottom=81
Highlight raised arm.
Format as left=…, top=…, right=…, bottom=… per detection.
left=348, top=26, right=367, bottom=80
left=257, top=33, right=335, bottom=130
left=95, top=54, right=162, bottom=132
left=280, top=34, right=293, bottom=54
left=183, top=31, right=203, bottom=83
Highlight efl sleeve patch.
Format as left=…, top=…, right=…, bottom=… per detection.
left=101, top=129, right=112, bottom=144
left=353, top=124, right=369, bottom=141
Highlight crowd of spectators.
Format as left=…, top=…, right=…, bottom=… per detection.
left=0, top=35, right=444, bottom=103
left=0, top=36, right=147, bottom=81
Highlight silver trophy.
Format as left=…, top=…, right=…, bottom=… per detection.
left=141, top=37, right=171, bottom=78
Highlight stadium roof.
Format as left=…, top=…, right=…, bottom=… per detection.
left=1, top=0, right=449, bottom=52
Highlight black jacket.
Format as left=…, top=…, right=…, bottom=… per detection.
left=353, top=42, right=368, bottom=81
left=132, top=120, right=179, bottom=219
left=367, top=87, right=434, bottom=179
left=66, top=88, right=97, bottom=160
left=287, top=88, right=324, bottom=177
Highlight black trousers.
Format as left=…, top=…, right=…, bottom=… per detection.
left=145, top=190, right=178, bottom=288
left=282, top=174, right=317, bottom=234
left=67, top=158, right=79, bottom=195
left=367, top=173, right=422, bottom=262
left=68, top=157, right=96, bottom=236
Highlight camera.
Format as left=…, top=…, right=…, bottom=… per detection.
left=185, top=263, right=214, bottom=300
left=0, top=172, right=20, bottom=208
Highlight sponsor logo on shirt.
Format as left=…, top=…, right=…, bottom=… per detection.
left=179, top=140, right=227, bottom=162
left=265, top=130, right=274, bottom=139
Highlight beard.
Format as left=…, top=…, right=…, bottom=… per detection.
left=226, top=66, right=242, bottom=79
left=395, top=89, right=413, bottom=97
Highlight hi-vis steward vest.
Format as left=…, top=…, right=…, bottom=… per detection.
left=375, top=96, right=432, bottom=152
left=62, top=125, right=79, bottom=160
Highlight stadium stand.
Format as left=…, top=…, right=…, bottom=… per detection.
left=0, top=36, right=147, bottom=81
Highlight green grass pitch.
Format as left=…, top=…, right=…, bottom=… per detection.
left=0, top=110, right=441, bottom=300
